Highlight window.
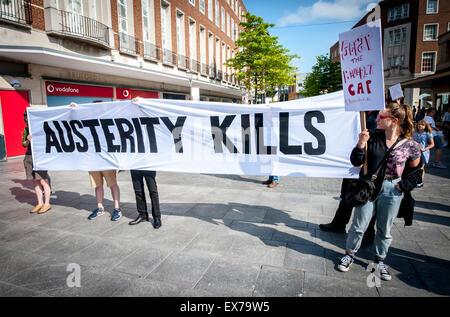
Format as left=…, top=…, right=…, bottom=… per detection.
left=209, top=32, right=214, bottom=66
left=208, top=0, right=213, bottom=21
left=161, top=1, right=171, bottom=50
left=227, top=13, right=230, bottom=37
left=231, top=20, right=234, bottom=41
left=176, top=10, right=185, bottom=56
left=189, top=19, right=197, bottom=61
left=422, top=52, right=436, bottom=73
left=189, top=0, right=195, bottom=7
left=200, top=26, right=206, bottom=65
left=388, top=27, right=407, bottom=46
left=387, top=3, right=409, bottom=22
left=231, top=0, right=234, bottom=11
left=426, top=0, right=438, bottom=14
left=423, top=24, right=438, bottom=41
left=200, top=0, right=205, bottom=13
left=222, top=7, right=225, bottom=32
left=142, top=0, right=156, bottom=52
left=215, top=0, right=220, bottom=26
left=118, top=0, right=129, bottom=47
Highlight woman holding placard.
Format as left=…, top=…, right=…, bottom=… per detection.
left=337, top=102, right=421, bottom=281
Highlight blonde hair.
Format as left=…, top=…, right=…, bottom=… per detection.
left=386, top=102, right=414, bottom=138
left=416, top=120, right=432, bottom=134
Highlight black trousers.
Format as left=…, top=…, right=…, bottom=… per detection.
left=331, top=178, right=376, bottom=237
left=130, top=170, right=161, bottom=219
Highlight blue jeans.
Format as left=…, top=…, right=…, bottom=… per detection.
left=346, top=179, right=403, bottom=260
left=268, top=175, right=279, bottom=183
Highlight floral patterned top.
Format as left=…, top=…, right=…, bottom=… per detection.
left=385, top=139, right=421, bottom=178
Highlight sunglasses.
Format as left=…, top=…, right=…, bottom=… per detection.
left=377, top=114, right=396, bottom=120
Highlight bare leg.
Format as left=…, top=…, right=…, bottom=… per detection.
left=34, top=180, right=43, bottom=206
left=110, top=184, right=120, bottom=209
left=95, top=186, right=104, bottom=209
left=40, top=179, right=51, bottom=206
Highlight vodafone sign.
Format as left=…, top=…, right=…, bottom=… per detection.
left=45, top=82, right=114, bottom=98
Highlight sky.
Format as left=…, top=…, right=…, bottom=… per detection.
left=243, top=0, right=378, bottom=74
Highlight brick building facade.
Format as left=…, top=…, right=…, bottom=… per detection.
left=0, top=0, right=247, bottom=158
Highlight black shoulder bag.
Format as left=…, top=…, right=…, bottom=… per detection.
left=345, top=137, right=402, bottom=208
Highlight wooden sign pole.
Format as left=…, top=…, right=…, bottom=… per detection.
left=360, top=111, right=368, bottom=175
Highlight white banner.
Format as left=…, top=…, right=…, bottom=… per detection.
left=28, top=91, right=361, bottom=178
left=339, top=20, right=385, bottom=112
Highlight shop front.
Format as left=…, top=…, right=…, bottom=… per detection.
left=0, top=90, right=30, bottom=158
left=45, top=81, right=114, bottom=107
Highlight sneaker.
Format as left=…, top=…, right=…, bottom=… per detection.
left=432, top=162, right=447, bottom=169
left=416, top=182, right=424, bottom=188
left=111, top=208, right=122, bottom=221
left=337, top=255, right=354, bottom=272
left=88, top=208, right=104, bottom=220
left=376, top=261, right=392, bottom=281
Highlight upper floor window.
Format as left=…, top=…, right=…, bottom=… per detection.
left=222, top=7, right=225, bottom=32
left=215, top=0, right=220, bottom=26
left=387, top=3, right=409, bottom=22
left=200, top=0, right=205, bottom=13
left=388, top=27, right=407, bottom=46
left=423, top=24, right=438, bottom=41
left=189, top=0, right=195, bottom=7
left=208, top=0, right=213, bottom=21
left=426, top=0, right=438, bottom=14
left=118, top=0, right=128, bottom=34
left=422, top=52, right=436, bottom=73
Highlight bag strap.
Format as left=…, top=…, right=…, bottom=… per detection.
left=369, top=136, right=403, bottom=180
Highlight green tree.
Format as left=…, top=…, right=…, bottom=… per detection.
left=300, top=54, right=342, bottom=97
left=226, top=12, right=298, bottom=103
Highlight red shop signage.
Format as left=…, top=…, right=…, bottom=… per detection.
left=117, top=88, right=158, bottom=99
left=45, top=82, right=114, bottom=98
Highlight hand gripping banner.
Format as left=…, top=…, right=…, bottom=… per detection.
left=28, top=91, right=361, bottom=178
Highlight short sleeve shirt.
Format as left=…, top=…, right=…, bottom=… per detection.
left=424, top=116, right=437, bottom=136
left=385, top=139, right=421, bottom=179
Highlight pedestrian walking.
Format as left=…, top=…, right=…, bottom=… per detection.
left=424, top=108, right=446, bottom=168
left=413, top=120, right=434, bottom=187
left=262, top=175, right=279, bottom=188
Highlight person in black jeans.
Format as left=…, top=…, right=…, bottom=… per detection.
left=129, top=170, right=162, bottom=229
left=319, top=110, right=379, bottom=246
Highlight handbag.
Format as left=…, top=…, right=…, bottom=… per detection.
left=345, top=137, right=402, bottom=208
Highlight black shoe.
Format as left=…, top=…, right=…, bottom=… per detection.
left=319, top=223, right=346, bottom=233
left=153, top=217, right=162, bottom=229
left=361, top=235, right=375, bottom=248
left=129, top=215, right=149, bottom=225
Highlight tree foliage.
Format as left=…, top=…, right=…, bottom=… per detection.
left=300, top=54, right=342, bottom=97
left=226, top=12, right=298, bottom=103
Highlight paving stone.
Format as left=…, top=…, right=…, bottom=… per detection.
left=284, top=243, right=326, bottom=275
left=113, top=246, right=172, bottom=278
left=0, top=281, right=43, bottom=297
left=67, top=240, right=139, bottom=269
left=302, top=272, right=378, bottom=297
left=113, top=278, right=181, bottom=297
left=147, top=251, right=214, bottom=288
left=195, top=259, right=261, bottom=297
left=33, top=234, right=98, bottom=260
left=252, top=266, right=303, bottom=297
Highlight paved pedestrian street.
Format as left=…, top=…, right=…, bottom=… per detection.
left=0, top=149, right=449, bottom=297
